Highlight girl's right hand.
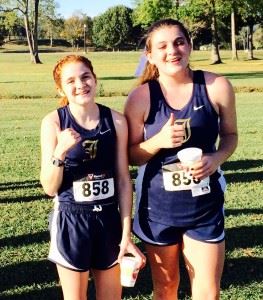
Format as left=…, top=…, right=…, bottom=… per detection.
left=158, top=113, right=185, bottom=148
left=54, top=124, right=82, bottom=157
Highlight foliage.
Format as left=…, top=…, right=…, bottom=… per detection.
left=92, top=5, right=133, bottom=50
left=132, top=0, right=174, bottom=28
left=253, top=26, right=263, bottom=50
left=60, top=13, right=86, bottom=48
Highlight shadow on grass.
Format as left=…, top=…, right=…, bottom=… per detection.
left=0, top=180, right=41, bottom=191
left=223, top=257, right=263, bottom=288
left=223, top=71, right=263, bottom=80
left=222, top=159, right=263, bottom=171
left=99, top=76, right=135, bottom=80
left=225, top=171, right=263, bottom=183
left=226, top=225, right=263, bottom=251
left=0, top=286, right=62, bottom=300
left=0, top=231, right=49, bottom=248
left=0, top=260, right=59, bottom=293
left=0, top=194, right=49, bottom=204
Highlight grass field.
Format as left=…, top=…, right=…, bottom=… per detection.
left=0, top=50, right=262, bottom=299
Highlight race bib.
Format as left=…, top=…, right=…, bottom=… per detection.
left=73, top=176, right=114, bottom=202
left=162, top=163, right=210, bottom=194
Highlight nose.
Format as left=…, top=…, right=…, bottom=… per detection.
left=75, top=78, right=85, bottom=88
left=167, top=43, right=178, bottom=55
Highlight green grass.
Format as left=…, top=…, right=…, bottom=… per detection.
left=0, top=50, right=262, bottom=299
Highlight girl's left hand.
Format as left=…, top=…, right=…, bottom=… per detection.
left=186, top=153, right=221, bottom=180
left=118, top=237, right=146, bottom=269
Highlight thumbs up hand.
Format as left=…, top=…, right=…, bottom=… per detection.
left=53, top=123, right=82, bottom=158
left=157, top=113, right=186, bottom=149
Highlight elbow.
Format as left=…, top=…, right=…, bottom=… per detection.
left=40, top=177, right=57, bottom=197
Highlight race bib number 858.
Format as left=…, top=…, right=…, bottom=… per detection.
left=73, top=178, right=114, bottom=202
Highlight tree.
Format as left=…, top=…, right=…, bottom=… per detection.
left=253, top=25, right=263, bottom=50
left=92, top=5, right=133, bottom=50
left=0, top=0, right=44, bottom=63
left=0, top=10, right=19, bottom=40
left=133, top=0, right=174, bottom=28
left=179, top=0, right=222, bottom=63
left=38, top=0, right=58, bottom=47
left=61, top=14, right=84, bottom=49
left=237, top=0, right=263, bottom=59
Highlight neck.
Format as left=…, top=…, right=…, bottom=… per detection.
left=69, top=102, right=100, bottom=130
left=159, top=68, right=193, bottom=87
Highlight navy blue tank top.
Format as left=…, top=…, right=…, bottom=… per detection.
left=135, top=70, right=226, bottom=227
left=57, top=104, right=117, bottom=205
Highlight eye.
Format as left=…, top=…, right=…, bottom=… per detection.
left=66, top=79, right=74, bottom=84
left=175, top=39, right=186, bottom=46
left=157, top=44, right=166, bottom=50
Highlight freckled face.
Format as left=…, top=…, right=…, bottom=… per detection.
left=59, top=61, right=97, bottom=106
left=147, top=25, right=191, bottom=76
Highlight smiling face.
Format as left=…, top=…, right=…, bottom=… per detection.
left=147, top=25, right=192, bottom=78
left=58, top=61, right=97, bottom=106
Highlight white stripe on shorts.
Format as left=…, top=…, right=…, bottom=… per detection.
left=48, top=209, right=82, bottom=271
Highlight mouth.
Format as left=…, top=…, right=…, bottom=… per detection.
left=76, top=89, right=90, bottom=96
left=168, top=57, right=181, bottom=63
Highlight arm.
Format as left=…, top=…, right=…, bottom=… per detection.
left=40, top=111, right=81, bottom=196
left=124, top=85, right=185, bottom=166
left=192, top=72, right=238, bottom=179
left=112, top=110, right=146, bottom=267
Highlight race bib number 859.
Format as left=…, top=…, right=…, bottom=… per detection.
left=73, top=178, right=114, bottom=202
left=162, top=164, right=209, bottom=192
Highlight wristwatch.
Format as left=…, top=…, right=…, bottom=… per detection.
left=52, top=156, right=65, bottom=167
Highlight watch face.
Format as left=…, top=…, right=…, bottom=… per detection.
left=52, top=158, right=64, bottom=167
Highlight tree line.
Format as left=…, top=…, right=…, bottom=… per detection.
left=0, top=0, right=262, bottom=64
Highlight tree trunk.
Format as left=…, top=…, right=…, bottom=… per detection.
left=32, top=0, right=41, bottom=63
left=23, top=0, right=41, bottom=64
left=247, top=24, right=254, bottom=60
left=231, top=9, right=238, bottom=60
left=210, top=0, right=222, bottom=64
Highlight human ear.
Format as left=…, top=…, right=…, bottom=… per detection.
left=57, top=88, right=65, bottom=97
left=146, top=52, right=154, bottom=65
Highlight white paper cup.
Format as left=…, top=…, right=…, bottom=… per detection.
left=120, top=256, right=140, bottom=287
left=177, top=147, right=202, bottom=166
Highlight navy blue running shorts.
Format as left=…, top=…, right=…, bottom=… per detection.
left=48, top=202, right=122, bottom=272
left=133, top=211, right=225, bottom=246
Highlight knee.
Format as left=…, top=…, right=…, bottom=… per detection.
left=153, top=276, right=179, bottom=299
left=192, top=286, right=220, bottom=300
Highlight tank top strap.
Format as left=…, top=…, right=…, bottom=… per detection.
left=193, top=70, right=209, bottom=100
left=97, top=104, right=116, bottom=137
left=147, top=80, right=164, bottom=123
left=57, top=106, right=68, bottom=130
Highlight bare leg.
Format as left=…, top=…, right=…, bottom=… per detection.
left=145, top=243, right=181, bottom=300
left=182, top=235, right=225, bottom=300
left=57, top=264, right=89, bottom=300
left=92, top=264, right=122, bottom=300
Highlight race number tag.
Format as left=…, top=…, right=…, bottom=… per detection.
left=162, top=163, right=210, bottom=195
left=73, top=176, right=114, bottom=202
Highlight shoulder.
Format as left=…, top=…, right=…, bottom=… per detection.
left=110, top=109, right=128, bottom=133
left=203, top=71, right=234, bottom=94
left=125, top=82, right=150, bottom=120
left=203, top=71, right=235, bottom=107
left=41, top=110, right=60, bottom=130
left=126, top=82, right=149, bottom=107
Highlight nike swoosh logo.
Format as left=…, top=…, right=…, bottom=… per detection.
left=100, top=129, right=111, bottom=135
left=193, top=105, right=204, bottom=111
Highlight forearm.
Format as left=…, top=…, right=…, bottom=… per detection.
left=40, top=164, right=64, bottom=196
left=214, top=133, right=238, bottom=166
left=129, top=134, right=161, bottom=166
left=117, top=179, right=133, bottom=239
